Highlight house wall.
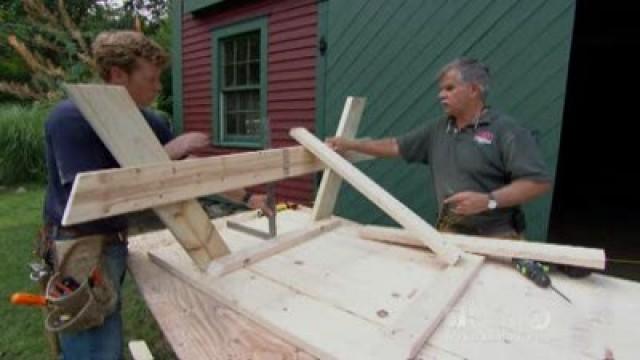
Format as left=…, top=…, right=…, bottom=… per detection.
left=180, top=0, right=318, bottom=203
left=318, top=0, right=576, bottom=240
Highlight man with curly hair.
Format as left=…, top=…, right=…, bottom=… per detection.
left=43, top=31, right=268, bottom=359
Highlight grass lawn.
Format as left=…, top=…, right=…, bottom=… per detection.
left=0, top=184, right=176, bottom=359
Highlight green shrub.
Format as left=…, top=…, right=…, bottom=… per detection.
left=0, top=103, right=50, bottom=185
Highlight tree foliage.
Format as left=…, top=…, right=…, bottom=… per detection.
left=0, top=0, right=170, bottom=103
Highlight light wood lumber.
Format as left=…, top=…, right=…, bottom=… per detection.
left=127, top=231, right=317, bottom=360
left=208, top=219, right=342, bottom=277
left=372, top=254, right=484, bottom=359
left=132, top=210, right=640, bottom=359
left=312, top=97, right=366, bottom=220
left=128, top=340, right=153, bottom=360
left=62, top=84, right=229, bottom=269
left=290, top=127, right=462, bottom=266
left=63, top=146, right=372, bottom=225
left=359, top=225, right=606, bottom=270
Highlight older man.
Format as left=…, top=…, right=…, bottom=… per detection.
left=328, top=58, right=552, bottom=238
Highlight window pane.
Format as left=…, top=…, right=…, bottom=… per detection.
left=236, top=112, right=247, bottom=135
left=246, top=111, right=261, bottom=135
left=248, top=35, right=259, bottom=61
left=248, top=91, right=259, bottom=111
left=225, top=112, right=237, bottom=135
left=237, top=63, right=247, bottom=86
left=236, top=37, right=247, bottom=62
left=249, top=61, right=259, bottom=85
left=224, top=65, right=234, bottom=87
left=226, top=92, right=236, bottom=111
left=224, top=41, right=234, bottom=65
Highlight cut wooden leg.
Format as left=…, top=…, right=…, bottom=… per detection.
left=359, top=225, right=606, bottom=270
left=371, top=254, right=485, bottom=359
left=208, top=219, right=342, bottom=277
left=312, top=97, right=366, bottom=221
left=290, top=127, right=462, bottom=266
left=63, top=84, right=229, bottom=269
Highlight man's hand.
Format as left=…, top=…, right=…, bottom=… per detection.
left=325, top=137, right=354, bottom=154
left=165, top=132, right=210, bottom=160
left=443, top=191, right=491, bottom=216
left=246, top=193, right=274, bottom=217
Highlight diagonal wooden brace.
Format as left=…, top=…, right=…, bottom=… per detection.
left=290, top=127, right=463, bottom=266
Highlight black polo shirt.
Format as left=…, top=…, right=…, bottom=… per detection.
left=43, top=99, right=173, bottom=234
left=397, top=108, right=551, bottom=233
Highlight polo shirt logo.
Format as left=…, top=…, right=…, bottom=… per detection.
left=474, top=130, right=495, bottom=145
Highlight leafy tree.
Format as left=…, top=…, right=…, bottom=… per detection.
left=0, top=0, right=171, bottom=103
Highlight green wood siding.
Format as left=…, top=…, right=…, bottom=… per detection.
left=318, top=0, right=576, bottom=240
left=184, top=0, right=226, bottom=14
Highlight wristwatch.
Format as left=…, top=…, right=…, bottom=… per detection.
left=487, top=192, right=498, bottom=210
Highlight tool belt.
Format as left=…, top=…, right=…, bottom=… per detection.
left=43, top=234, right=119, bottom=333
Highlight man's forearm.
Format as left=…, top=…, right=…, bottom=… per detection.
left=492, top=179, right=551, bottom=208
left=349, top=138, right=400, bottom=158
left=220, top=189, right=247, bottom=204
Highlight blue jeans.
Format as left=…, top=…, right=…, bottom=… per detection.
left=57, top=241, right=128, bottom=360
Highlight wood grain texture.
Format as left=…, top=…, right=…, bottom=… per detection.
left=312, top=96, right=366, bottom=221
left=62, top=84, right=229, bottom=269
left=290, top=127, right=462, bottom=265
left=372, top=254, right=484, bottom=359
left=128, top=210, right=640, bottom=360
left=359, top=225, right=606, bottom=269
left=64, top=145, right=372, bottom=225
left=128, top=230, right=316, bottom=360
left=208, top=218, right=341, bottom=277
left=128, top=341, right=152, bottom=360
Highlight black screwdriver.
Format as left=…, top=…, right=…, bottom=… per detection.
left=513, top=258, right=572, bottom=304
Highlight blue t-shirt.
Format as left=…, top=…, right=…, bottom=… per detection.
left=43, top=99, right=173, bottom=233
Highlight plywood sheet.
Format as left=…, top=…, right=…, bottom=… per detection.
left=131, top=211, right=640, bottom=359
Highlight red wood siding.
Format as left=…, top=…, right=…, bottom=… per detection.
left=182, top=0, right=317, bottom=205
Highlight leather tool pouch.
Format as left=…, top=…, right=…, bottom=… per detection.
left=44, top=235, right=118, bottom=333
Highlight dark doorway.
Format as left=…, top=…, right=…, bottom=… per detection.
left=548, top=1, right=640, bottom=280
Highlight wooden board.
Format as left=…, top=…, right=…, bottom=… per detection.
left=127, top=213, right=317, bottom=360
left=312, top=96, right=366, bottom=221
left=129, top=210, right=640, bottom=359
left=360, top=225, right=606, bottom=269
left=148, top=211, right=467, bottom=359
left=374, top=253, right=484, bottom=359
left=63, top=146, right=372, bottom=225
left=208, top=218, right=342, bottom=277
left=63, top=84, right=229, bottom=269
left=290, top=127, right=462, bottom=265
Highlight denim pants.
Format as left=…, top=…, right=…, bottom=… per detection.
left=57, top=241, right=128, bottom=360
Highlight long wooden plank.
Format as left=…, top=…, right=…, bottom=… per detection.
left=359, top=225, right=606, bottom=270
left=312, top=97, right=366, bottom=220
left=208, top=219, right=342, bottom=277
left=290, top=127, right=462, bottom=266
left=63, top=84, right=229, bottom=269
left=127, top=229, right=317, bottom=360
left=372, top=254, right=485, bottom=359
left=63, top=146, right=373, bottom=226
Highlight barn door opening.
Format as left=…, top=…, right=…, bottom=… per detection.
left=548, top=0, right=640, bottom=280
